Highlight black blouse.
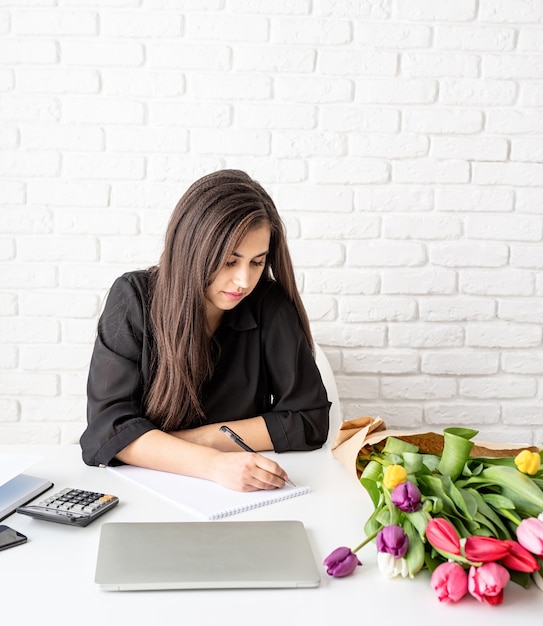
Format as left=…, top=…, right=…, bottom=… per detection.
left=80, top=270, right=330, bottom=467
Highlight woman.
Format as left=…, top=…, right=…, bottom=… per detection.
left=80, top=170, right=330, bottom=492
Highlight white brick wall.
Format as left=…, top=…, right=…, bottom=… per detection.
left=1, top=1, right=542, bottom=447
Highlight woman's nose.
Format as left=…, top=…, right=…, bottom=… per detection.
left=232, top=264, right=250, bottom=288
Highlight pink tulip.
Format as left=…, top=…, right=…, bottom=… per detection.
left=468, top=563, right=510, bottom=606
left=501, top=539, right=540, bottom=572
left=464, top=536, right=509, bottom=563
left=516, top=517, right=543, bottom=557
left=430, top=562, right=468, bottom=603
left=425, top=518, right=461, bottom=556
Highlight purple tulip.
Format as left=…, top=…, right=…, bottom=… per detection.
left=323, top=546, right=362, bottom=577
left=391, top=481, right=421, bottom=512
left=376, top=525, right=409, bottom=559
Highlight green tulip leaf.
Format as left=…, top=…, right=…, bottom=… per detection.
left=462, top=461, right=484, bottom=477
left=482, top=493, right=516, bottom=510
left=472, top=457, right=516, bottom=469
left=404, top=509, right=429, bottom=540
left=403, top=452, right=424, bottom=474
left=424, top=550, right=443, bottom=574
left=445, top=479, right=476, bottom=521
left=360, top=459, right=382, bottom=482
left=447, top=515, right=471, bottom=539
left=363, top=507, right=384, bottom=537
left=509, top=570, right=532, bottom=590
left=456, top=487, right=478, bottom=518
left=360, top=477, right=382, bottom=509
left=422, top=496, right=443, bottom=515
left=382, top=436, right=419, bottom=455
left=444, top=427, right=479, bottom=439
left=480, top=465, right=543, bottom=517
left=403, top=518, right=426, bottom=578
left=471, top=514, right=497, bottom=537
left=375, top=507, right=392, bottom=527
left=421, top=454, right=441, bottom=472
left=417, top=475, right=459, bottom=516
left=438, top=429, right=475, bottom=481
left=467, top=489, right=512, bottom=539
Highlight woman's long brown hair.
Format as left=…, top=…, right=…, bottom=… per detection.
left=145, top=169, right=313, bottom=431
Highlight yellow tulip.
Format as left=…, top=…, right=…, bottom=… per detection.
left=383, top=464, right=407, bottom=489
left=514, top=450, right=541, bottom=475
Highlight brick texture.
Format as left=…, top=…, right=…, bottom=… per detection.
left=1, top=2, right=542, bottom=446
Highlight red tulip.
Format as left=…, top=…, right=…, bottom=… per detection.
left=468, top=562, right=510, bottom=605
left=464, top=536, right=509, bottom=563
left=425, top=518, right=461, bottom=556
left=430, top=562, right=468, bottom=603
left=501, top=539, right=540, bottom=572
left=464, top=534, right=539, bottom=572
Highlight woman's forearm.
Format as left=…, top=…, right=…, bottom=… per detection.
left=171, top=416, right=274, bottom=452
left=115, top=429, right=223, bottom=480
left=115, top=425, right=287, bottom=492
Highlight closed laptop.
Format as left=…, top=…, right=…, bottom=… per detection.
left=95, top=520, right=321, bottom=591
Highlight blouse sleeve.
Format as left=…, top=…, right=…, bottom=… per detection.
left=80, top=274, right=158, bottom=467
left=259, top=291, right=331, bottom=452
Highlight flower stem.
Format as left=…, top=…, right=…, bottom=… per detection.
left=498, top=507, right=523, bottom=526
left=352, top=529, right=380, bottom=554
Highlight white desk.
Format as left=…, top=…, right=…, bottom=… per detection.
left=0, top=445, right=540, bottom=625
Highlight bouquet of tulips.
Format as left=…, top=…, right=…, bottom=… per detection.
left=326, top=417, right=543, bottom=606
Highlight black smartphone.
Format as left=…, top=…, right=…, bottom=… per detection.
left=0, top=525, right=27, bottom=551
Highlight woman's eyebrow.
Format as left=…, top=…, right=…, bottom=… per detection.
left=231, top=249, right=269, bottom=259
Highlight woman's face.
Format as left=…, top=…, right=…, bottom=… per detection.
left=205, top=223, right=271, bottom=327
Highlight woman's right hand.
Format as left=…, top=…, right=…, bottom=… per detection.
left=116, top=429, right=290, bottom=492
left=211, top=451, right=290, bottom=492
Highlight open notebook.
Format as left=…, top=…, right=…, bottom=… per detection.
left=110, top=465, right=310, bottom=520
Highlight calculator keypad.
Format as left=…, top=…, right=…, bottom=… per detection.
left=17, top=488, right=119, bottom=526
left=41, top=488, right=115, bottom=513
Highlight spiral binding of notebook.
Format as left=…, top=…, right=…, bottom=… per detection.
left=206, top=485, right=311, bottom=519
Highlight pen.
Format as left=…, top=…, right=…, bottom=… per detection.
left=219, top=425, right=297, bottom=487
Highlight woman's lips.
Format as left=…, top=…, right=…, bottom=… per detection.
left=223, top=291, right=245, bottom=301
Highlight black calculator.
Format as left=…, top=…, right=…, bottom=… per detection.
left=16, top=488, right=119, bottom=527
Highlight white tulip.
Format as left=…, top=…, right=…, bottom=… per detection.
left=377, top=552, right=409, bottom=579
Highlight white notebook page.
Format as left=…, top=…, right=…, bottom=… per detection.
left=110, top=464, right=310, bottom=520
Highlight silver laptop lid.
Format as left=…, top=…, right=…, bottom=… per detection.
left=95, top=520, right=321, bottom=591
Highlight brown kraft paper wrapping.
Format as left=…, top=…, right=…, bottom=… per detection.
left=331, top=416, right=539, bottom=479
